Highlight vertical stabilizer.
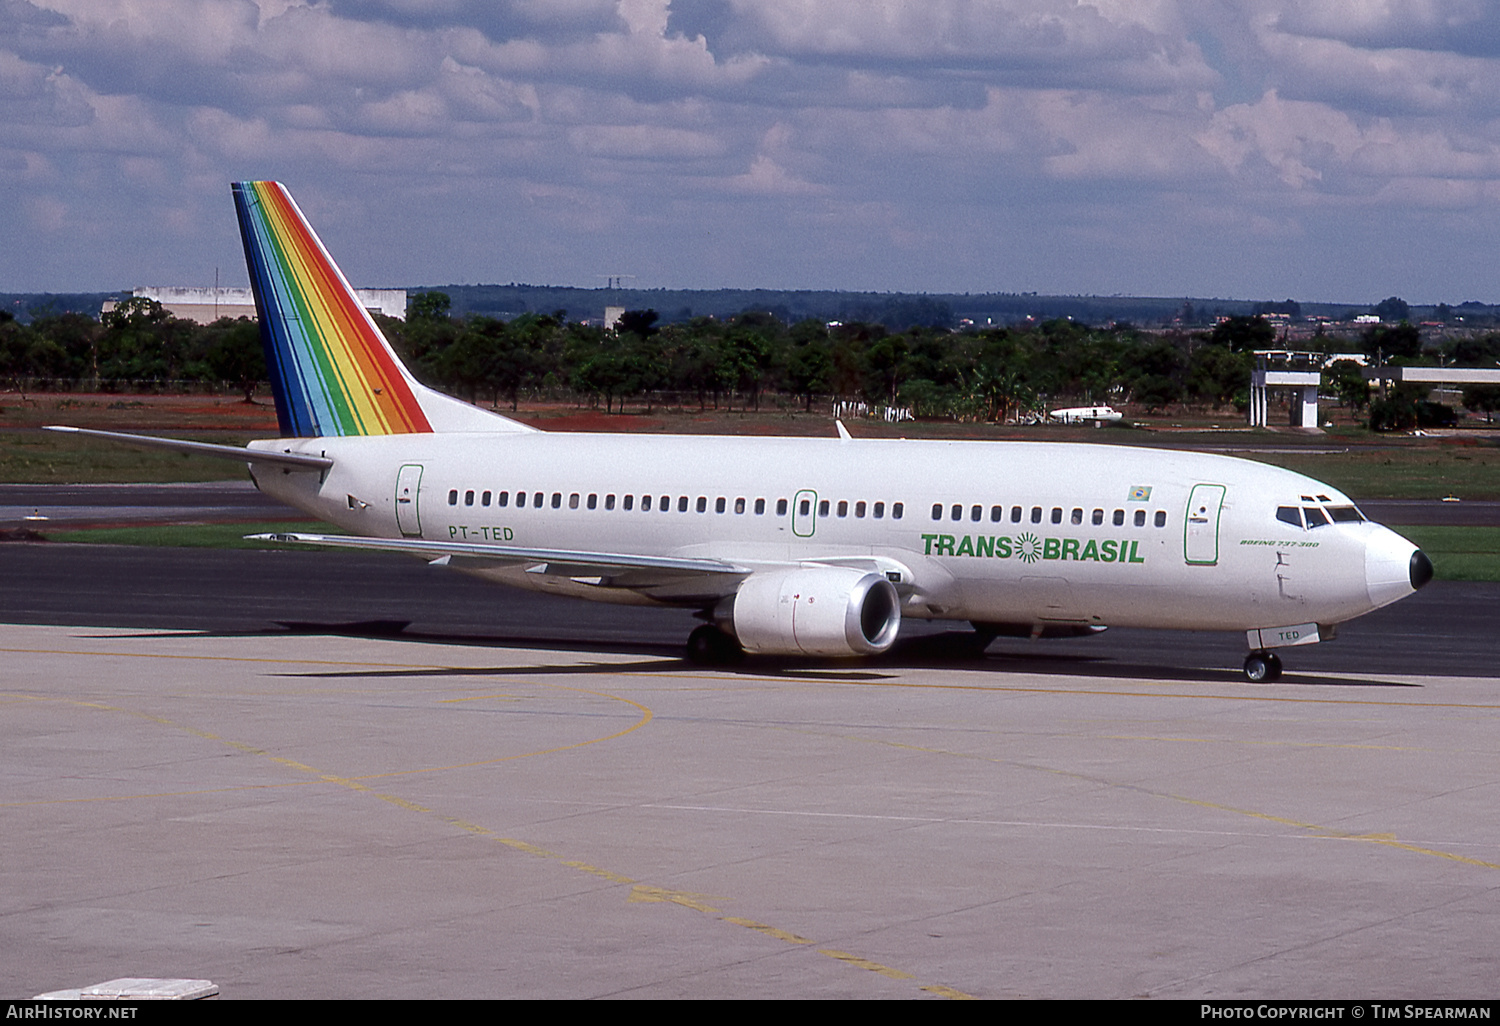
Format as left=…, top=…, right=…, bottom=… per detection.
left=232, top=181, right=535, bottom=437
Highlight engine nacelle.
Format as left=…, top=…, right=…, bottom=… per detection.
left=720, top=567, right=901, bottom=657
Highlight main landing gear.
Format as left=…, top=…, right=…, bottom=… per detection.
left=686, top=624, right=744, bottom=666
left=1242, top=650, right=1283, bottom=683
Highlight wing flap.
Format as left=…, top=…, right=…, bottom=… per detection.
left=249, top=532, right=750, bottom=591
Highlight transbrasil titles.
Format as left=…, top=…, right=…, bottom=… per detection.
left=921, top=532, right=1147, bottom=564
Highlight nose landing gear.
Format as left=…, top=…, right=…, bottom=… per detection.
left=1243, top=650, right=1283, bottom=682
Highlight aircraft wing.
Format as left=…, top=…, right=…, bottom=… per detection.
left=44, top=426, right=333, bottom=471
left=249, top=532, right=752, bottom=603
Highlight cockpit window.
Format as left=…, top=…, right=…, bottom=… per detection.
left=1327, top=506, right=1363, bottom=523
left=1304, top=507, right=1329, bottom=528
left=1276, top=506, right=1302, bottom=528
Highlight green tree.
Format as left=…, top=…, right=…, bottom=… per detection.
left=1374, top=296, right=1411, bottom=323
left=1187, top=344, right=1251, bottom=409
left=617, top=309, right=660, bottom=338
left=1119, top=339, right=1185, bottom=412
left=1362, top=323, right=1423, bottom=363
left=1462, top=384, right=1500, bottom=423
left=409, top=291, right=452, bottom=322
left=784, top=319, right=832, bottom=411
left=98, top=297, right=195, bottom=385
left=1208, top=315, right=1276, bottom=353
left=1447, top=333, right=1500, bottom=366
left=1324, top=359, right=1370, bottom=413
left=201, top=317, right=265, bottom=402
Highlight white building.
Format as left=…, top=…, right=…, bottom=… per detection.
left=102, top=286, right=407, bottom=325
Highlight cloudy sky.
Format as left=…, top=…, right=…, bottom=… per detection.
left=6, top=0, right=1500, bottom=304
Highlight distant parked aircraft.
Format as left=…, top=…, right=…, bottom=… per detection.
left=1050, top=405, right=1124, bottom=425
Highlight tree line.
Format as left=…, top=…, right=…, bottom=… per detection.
left=385, top=294, right=1262, bottom=419
left=4, top=294, right=1499, bottom=427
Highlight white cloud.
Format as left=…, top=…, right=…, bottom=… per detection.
left=6, top=0, right=1500, bottom=298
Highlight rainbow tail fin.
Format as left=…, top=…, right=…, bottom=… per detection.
left=232, top=181, right=534, bottom=438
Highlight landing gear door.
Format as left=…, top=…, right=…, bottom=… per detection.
left=1184, top=483, right=1226, bottom=565
left=396, top=463, right=424, bottom=537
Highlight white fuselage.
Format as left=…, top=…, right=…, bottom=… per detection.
left=249, top=433, right=1420, bottom=635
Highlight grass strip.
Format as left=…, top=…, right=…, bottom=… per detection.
left=1389, top=525, right=1500, bottom=583
left=41, top=522, right=340, bottom=549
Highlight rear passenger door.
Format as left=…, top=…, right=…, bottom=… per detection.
left=396, top=464, right=424, bottom=537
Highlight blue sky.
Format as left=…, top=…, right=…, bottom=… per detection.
left=6, top=0, right=1500, bottom=304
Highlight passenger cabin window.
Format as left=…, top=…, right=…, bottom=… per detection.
left=660, top=495, right=669, bottom=511
left=623, top=495, right=633, bottom=511
left=551, top=492, right=562, bottom=509
left=990, top=505, right=1003, bottom=522
left=873, top=502, right=884, bottom=519
left=1071, top=508, right=1083, bottom=525
left=1155, top=510, right=1167, bottom=528
left=1050, top=507, right=1062, bottom=524
left=1031, top=506, right=1043, bottom=524
left=588, top=494, right=597, bottom=510
left=777, top=498, right=788, bottom=516
left=893, top=502, right=904, bottom=519
left=697, top=496, right=707, bottom=513
left=482, top=491, right=491, bottom=507
left=1134, top=509, right=1146, bottom=527
left=932, top=503, right=942, bottom=521
left=533, top=492, right=544, bottom=509
left=837, top=500, right=848, bottom=517
left=498, top=491, right=509, bottom=507
left=643, top=495, right=652, bottom=511
left=856, top=501, right=867, bottom=518
left=678, top=496, right=689, bottom=512
left=717, top=497, right=727, bottom=513
left=738, top=498, right=749, bottom=515
left=971, top=504, right=982, bottom=522
left=951, top=504, right=962, bottom=521
left=755, top=498, right=766, bottom=515
left=604, top=494, right=615, bottom=510
left=819, top=500, right=830, bottom=517
left=1113, top=509, right=1124, bottom=526
left=1011, top=506, right=1022, bottom=523
left=465, top=490, right=475, bottom=506
left=1092, top=508, right=1103, bottom=525
left=569, top=493, right=579, bottom=509
left=448, top=489, right=458, bottom=505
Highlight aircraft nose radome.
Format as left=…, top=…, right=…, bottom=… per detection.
left=1365, top=528, right=1424, bottom=609
left=1410, top=549, right=1434, bottom=591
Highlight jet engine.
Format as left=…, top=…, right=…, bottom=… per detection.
left=718, top=567, right=901, bottom=657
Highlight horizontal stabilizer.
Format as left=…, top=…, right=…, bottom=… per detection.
left=45, top=426, right=333, bottom=470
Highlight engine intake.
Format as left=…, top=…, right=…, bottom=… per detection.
left=720, top=567, right=901, bottom=657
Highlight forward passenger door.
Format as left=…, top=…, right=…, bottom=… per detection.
left=1184, top=483, right=1226, bottom=565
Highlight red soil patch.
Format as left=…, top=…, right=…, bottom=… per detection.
left=512, top=410, right=665, bottom=433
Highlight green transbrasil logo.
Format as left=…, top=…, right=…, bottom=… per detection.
left=921, top=532, right=1147, bottom=564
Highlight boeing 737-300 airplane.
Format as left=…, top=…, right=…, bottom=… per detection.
left=50, top=181, right=1433, bottom=681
